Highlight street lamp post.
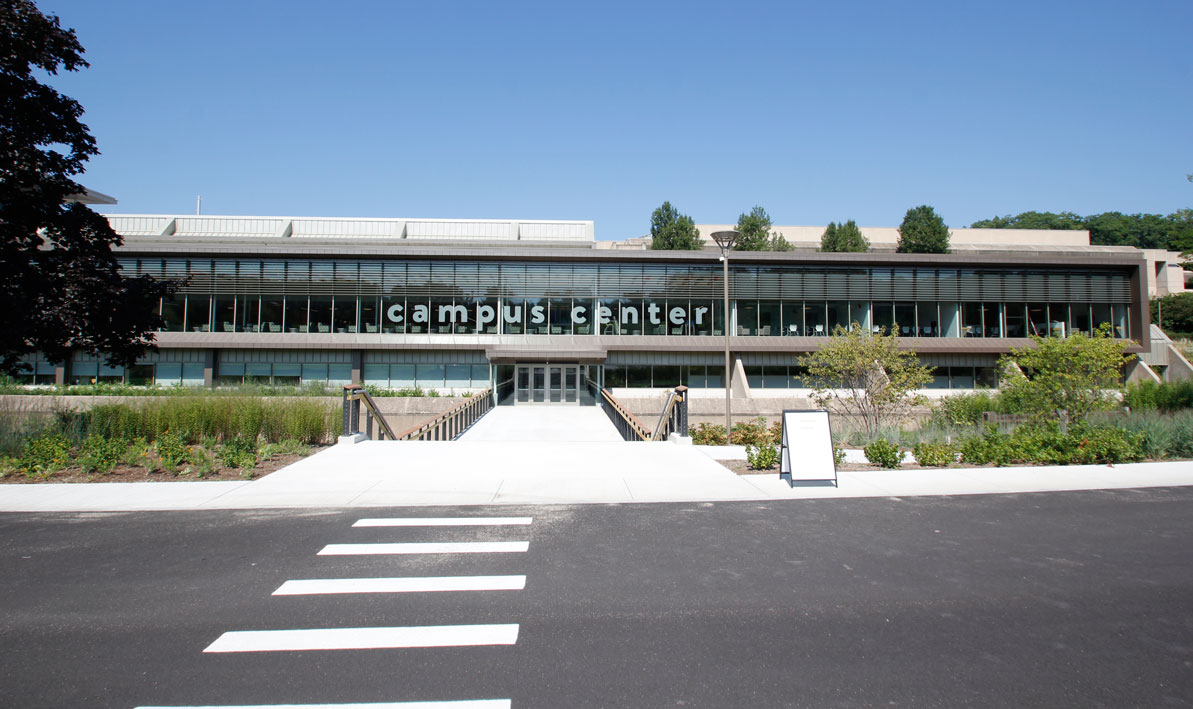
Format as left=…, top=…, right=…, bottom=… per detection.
left=711, top=230, right=739, bottom=445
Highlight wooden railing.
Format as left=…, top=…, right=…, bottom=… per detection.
left=341, top=385, right=399, bottom=441
left=597, top=382, right=688, bottom=442
left=394, top=387, right=494, bottom=441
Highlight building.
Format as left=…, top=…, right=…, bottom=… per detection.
left=16, top=213, right=1185, bottom=397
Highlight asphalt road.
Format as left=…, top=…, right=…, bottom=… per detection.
left=2, top=487, right=1192, bottom=708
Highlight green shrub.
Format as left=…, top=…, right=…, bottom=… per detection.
left=746, top=443, right=780, bottom=470
left=77, top=435, right=127, bottom=474
left=154, top=430, right=188, bottom=470
left=1066, top=423, right=1145, bottom=465
left=912, top=441, right=955, bottom=467
left=833, top=446, right=846, bottom=467
left=690, top=423, right=726, bottom=446
left=931, top=392, right=1002, bottom=427
left=259, top=439, right=310, bottom=460
left=1124, top=380, right=1193, bottom=412
left=21, top=432, right=71, bottom=478
left=186, top=446, right=216, bottom=477
left=218, top=436, right=258, bottom=470
left=958, top=432, right=994, bottom=465
left=732, top=417, right=773, bottom=447
left=864, top=438, right=902, bottom=469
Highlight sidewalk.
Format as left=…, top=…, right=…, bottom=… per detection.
left=1, top=439, right=1192, bottom=512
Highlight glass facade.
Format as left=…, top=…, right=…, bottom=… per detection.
left=120, top=257, right=1136, bottom=341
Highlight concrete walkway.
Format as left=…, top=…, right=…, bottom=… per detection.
left=2, top=438, right=1192, bottom=511
left=458, top=406, right=623, bottom=441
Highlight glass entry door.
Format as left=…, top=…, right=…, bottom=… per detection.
left=515, top=363, right=580, bottom=405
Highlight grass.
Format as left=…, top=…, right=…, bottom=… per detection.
left=0, top=379, right=448, bottom=398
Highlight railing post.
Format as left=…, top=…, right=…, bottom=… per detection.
left=675, top=385, right=688, bottom=437
left=352, top=396, right=361, bottom=437
left=366, top=410, right=373, bottom=440
left=342, top=386, right=354, bottom=436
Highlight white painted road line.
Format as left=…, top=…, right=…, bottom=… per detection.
left=353, top=517, right=532, bottom=527
left=273, top=575, right=527, bottom=596
left=137, top=697, right=510, bottom=701
left=203, top=624, right=520, bottom=653
left=317, top=541, right=529, bottom=556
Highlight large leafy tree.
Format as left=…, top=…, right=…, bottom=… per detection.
left=0, top=0, right=174, bottom=376
left=798, top=324, right=933, bottom=435
left=819, top=219, right=869, bottom=252
left=998, top=325, right=1133, bottom=422
left=649, top=201, right=702, bottom=250
left=896, top=205, right=950, bottom=254
left=734, top=205, right=792, bottom=251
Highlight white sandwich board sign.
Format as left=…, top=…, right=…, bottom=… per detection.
left=779, top=409, right=838, bottom=487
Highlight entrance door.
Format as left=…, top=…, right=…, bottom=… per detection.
left=515, top=363, right=582, bottom=405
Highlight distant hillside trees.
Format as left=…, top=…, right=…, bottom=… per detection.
left=971, top=210, right=1193, bottom=253
left=649, top=201, right=702, bottom=250
left=819, top=220, right=869, bottom=252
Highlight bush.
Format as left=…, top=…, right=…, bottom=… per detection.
left=930, top=392, right=1003, bottom=427
left=218, top=436, right=258, bottom=470
left=864, top=438, right=903, bottom=469
left=21, top=432, right=71, bottom=478
left=732, top=417, right=773, bottom=447
left=834, top=446, right=846, bottom=467
left=746, top=443, right=780, bottom=470
left=186, top=446, right=216, bottom=477
left=154, top=430, right=188, bottom=471
left=1123, top=380, right=1193, bottom=412
left=912, top=441, right=955, bottom=467
left=77, top=435, right=127, bottom=474
left=690, top=423, right=726, bottom=446
left=956, top=422, right=1144, bottom=466
left=259, top=439, right=310, bottom=460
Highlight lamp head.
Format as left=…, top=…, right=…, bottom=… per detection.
left=710, top=230, right=739, bottom=251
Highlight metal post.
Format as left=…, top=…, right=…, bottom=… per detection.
left=711, top=231, right=739, bottom=446
left=341, top=387, right=352, bottom=436
left=723, top=250, right=731, bottom=444
left=675, top=385, right=688, bottom=437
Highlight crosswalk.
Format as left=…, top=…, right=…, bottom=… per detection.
left=136, top=515, right=532, bottom=708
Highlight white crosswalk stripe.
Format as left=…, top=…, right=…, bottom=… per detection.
left=273, top=575, right=527, bottom=595
left=134, top=697, right=508, bottom=701
left=153, top=514, right=533, bottom=707
left=204, top=624, right=520, bottom=653
left=353, top=517, right=532, bottom=527
left=317, top=541, right=529, bottom=556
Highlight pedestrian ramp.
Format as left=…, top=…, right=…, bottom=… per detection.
left=458, top=405, right=623, bottom=442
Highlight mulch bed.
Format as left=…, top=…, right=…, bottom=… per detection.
left=1, top=448, right=326, bottom=484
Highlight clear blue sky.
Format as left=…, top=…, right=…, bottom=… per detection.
left=39, top=0, right=1193, bottom=240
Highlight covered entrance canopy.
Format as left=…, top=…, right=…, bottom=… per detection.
left=487, top=344, right=605, bottom=406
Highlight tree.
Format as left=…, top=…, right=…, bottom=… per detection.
left=819, top=219, right=869, bottom=252
left=797, top=325, right=933, bottom=435
left=734, top=205, right=791, bottom=251
left=1151, top=293, right=1193, bottom=337
left=649, top=201, right=702, bottom=250
left=997, top=325, right=1133, bottom=423
left=0, top=0, right=174, bottom=376
left=896, top=205, right=950, bottom=253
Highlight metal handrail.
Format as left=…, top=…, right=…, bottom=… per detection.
left=395, top=387, right=494, bottom=441
left=651, top=386, right=689, bottom=441
left=600, top=386, right=654, bottom=441
left=342, top=385, right=399, bottom=440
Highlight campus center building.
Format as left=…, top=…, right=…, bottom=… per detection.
left=20, top=214, right=1185, bottom=401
